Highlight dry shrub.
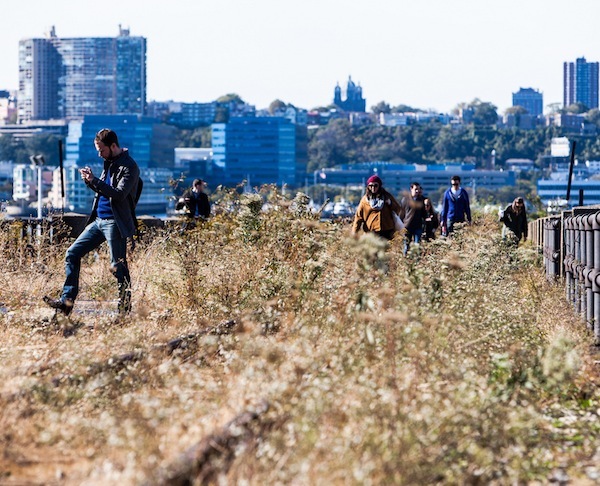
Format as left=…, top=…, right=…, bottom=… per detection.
left=0, top=203, right=599, bottom=484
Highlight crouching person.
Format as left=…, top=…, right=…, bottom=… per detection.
left=500, top=197, right=528, bottom=244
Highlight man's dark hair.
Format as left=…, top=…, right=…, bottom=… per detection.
left=95, top=129, right=120, bottom=147
left=193, top=179, right=204, bottom=187
left=410, top=182, right=421, bottom=189
left=451, top=175, right=461, bottom=183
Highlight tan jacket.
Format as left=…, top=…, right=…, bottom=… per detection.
left=352, top=191, right=401, bottom=233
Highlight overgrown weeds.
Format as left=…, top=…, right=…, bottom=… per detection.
left=0, top=194, right=599, bottom=484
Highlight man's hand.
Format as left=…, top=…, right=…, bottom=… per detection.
left=79, top=166, right=94, bottom=182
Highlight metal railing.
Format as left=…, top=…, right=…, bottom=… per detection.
left=530, top=206, right=600, bottom=342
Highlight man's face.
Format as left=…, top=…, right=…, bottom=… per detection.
left=411, top=185, right=422, bottom=197
left=95, top=141, right=114, bottom=160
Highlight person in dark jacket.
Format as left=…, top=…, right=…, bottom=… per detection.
left=182, top=179, right=211, bottom=219
left=422, top=198, right=439, bottom=241
left=500, top=197, right=528, bottom=243
left=440, top=175, right=471, bottom=236
left=44, top=128, right=140, bottom=316
left=399, top=182, right=426, bottom=254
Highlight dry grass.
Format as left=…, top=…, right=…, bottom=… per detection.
left=1, top=193, right=600, bottom=485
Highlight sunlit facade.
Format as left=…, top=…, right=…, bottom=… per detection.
left=18, top=26, right=146, bottom=122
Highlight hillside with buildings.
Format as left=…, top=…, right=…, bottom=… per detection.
left=1, top=28, right=600, bottom=216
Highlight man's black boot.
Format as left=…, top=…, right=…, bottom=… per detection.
left=117, top=286, right=132, bottom=315
left=43, top=296, right=74, bottom=316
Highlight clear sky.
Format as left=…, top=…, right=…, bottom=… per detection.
left=2, top=0, right=599, bottom=115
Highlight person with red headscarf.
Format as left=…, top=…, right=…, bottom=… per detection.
left=352, top=175, right=402, bottom=240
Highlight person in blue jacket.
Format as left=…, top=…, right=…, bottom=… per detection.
left=440, top=175, right=471, bottom=236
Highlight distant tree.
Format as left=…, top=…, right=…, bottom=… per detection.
left=585, top=108, right=600, bottom=126
left=0, top=133, right=61, bottom=165
left=579, top=134, right=600, bottom=160
left=505, top=106, right=528, bottom=115
left=371, top=101, right=391, bottom=115
left=269, top=99, right=287, bottom=114
left=476, top=177, right=537, bottom=206
left=392, top=104, right=422, bottom=113
left=176, top=127, right=211, bottom=148
left=451, top=102, right=465, bottom=116
left=23, top=134, right=61, bottom=166
left=200, top=128, right=212, bottom=148
left=214, top=106, right=229, bottom=123
left=546, top=102, right=562, bottom=114
left=304, top=116, right=587, bottom=175
left=432, top=126, right=475, bottom=161
left=469, top=99, right=498, bottom=126
left=216, top=93, right=244, bottom=104
left=307, top=119, right=356, bottom=171
left=310, top=105, right=335, bottom=112
left=565, top=102, right=589, bottom=114
left=213, top=93, right=246, bottom=123
left=0, top=134, right=21, bottom=162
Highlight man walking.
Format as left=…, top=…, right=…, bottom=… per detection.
left=44, top=129, right=140, bottom=316
left=399, top=182, right=426, bottom=254
left=440, top=175, right=471, bottom=236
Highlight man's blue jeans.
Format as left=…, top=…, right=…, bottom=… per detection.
left=61, top=218, right=130, bottom=302
left=404, top=227, right=423, bottom=255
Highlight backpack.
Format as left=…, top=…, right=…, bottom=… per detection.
left=134, top=177, right=143, bottom=207
left=130, top=177, right=143, bottom=248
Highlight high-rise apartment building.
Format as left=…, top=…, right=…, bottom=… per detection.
left=512, top=87, right=543, bottom=116
left=563, top=57, right=599, bottom=109
left=18, top=26, right=146, bottom=122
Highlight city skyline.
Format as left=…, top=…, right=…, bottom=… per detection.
left=1, top=0, right=599, bottom=115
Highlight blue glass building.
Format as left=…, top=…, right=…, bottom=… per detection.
left=512, top=88, right=543, bottom=116
left=563, top=57, right=599, bottom=109
left=212, top=117, right=307, bottom=187
left=65, top=115, right=176, bottom=169
left=62, top=115, right=176, bottom=214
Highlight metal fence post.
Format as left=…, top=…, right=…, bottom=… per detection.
left=573, top=214, right=585, bottom=314
left=584, top=213, right=594, bottom=328
left=551, top=217, right=561, bottom=277
left=564, top=214, right=576, bottom=308
left=592, top=211, right=600, bottom=343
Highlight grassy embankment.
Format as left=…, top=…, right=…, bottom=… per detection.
left=1, top=188, right=600, bottom=485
